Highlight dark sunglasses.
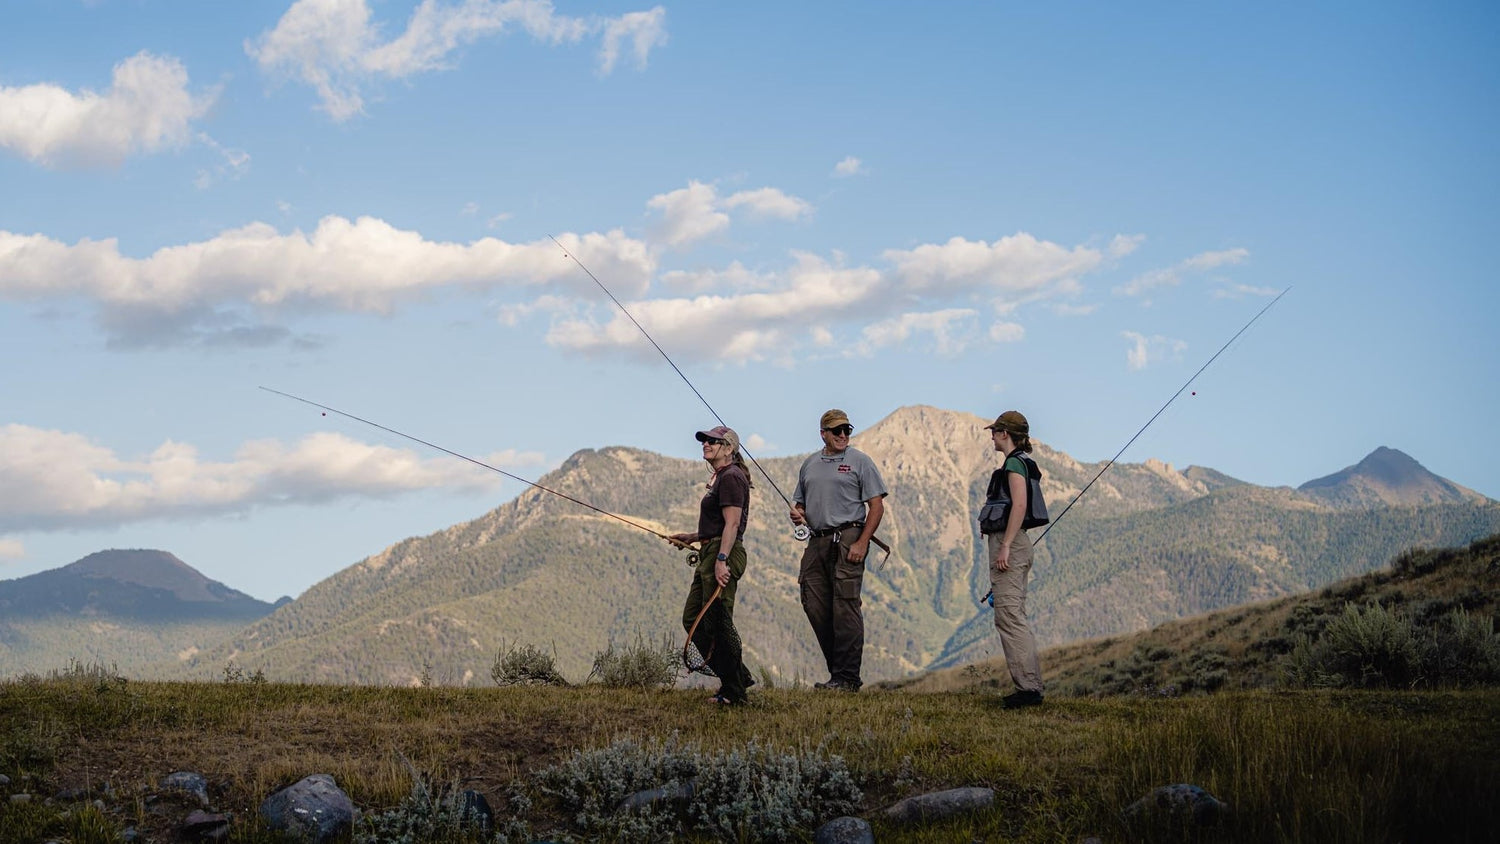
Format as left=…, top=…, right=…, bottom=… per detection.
left=702, top=438, right=727, bottom=446
left=822, top=424, right=854, bottom=436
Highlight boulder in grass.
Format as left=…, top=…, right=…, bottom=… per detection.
left=259, top=774, right=355, bottom=842
left=815, top=815, right=875, bottom=844
left=883, top=787, right=995, bottom=824
left=181, top=810, right=231, bottom=841
left=1123, top=783, right=1230, bottom=826
left=161, top=771, right=210, bottom=806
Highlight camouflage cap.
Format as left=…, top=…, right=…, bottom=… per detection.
left=985, top=410, right=1029, bottom=435
left=820, top=409, right=851, bottom=430
left=695, top=425, right=741, bottom=452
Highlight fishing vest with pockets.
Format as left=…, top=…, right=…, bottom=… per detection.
left=978, top=452, right=1049, bottom=534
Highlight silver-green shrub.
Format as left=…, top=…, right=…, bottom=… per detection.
left=490, top=641, right=567, bottom=686
left=533, top=734, right=862, bottom=843
left=588, top=634, right=679, bottom=689
left=357, top=774, right=531, bottom=844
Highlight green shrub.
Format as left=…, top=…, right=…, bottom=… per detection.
left=1428, top=609, right=1500, bottom=687
left=1285, top=603, right=1423, bottom=688
left=490, top=641, right=567, bottom=687
left=588, top=634, right=679, bottom=689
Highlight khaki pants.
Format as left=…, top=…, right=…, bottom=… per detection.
left=798, top=526, right=865, bottom=686
left=987, top=530, right=1043, bottom=693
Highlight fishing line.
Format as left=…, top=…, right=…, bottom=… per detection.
left=259, top=386, right=697, bottom=558
left=982, top=287, right=1290, bottom=602
left=549, top=235, right=811, bottom=541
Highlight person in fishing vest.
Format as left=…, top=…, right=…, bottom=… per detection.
left=980, top=410, right=1048, bottom=708
left=670, top=425, right=755, bottom=705
left=790, top=409, right=889, bottom=692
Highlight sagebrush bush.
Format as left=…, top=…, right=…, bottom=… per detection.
left=1282, top=602, right=1500, bottom=689
left=588, top=634, right=680, bottom=689
left=358, top=771, right=531, bottom=844
left=490, top=641, right=567, bottom=687
left=532, top=734, right=862, bottom=843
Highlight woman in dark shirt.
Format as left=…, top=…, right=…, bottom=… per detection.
left=670, top=425, right=754, bottom=704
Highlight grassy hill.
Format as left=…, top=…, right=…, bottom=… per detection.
left=166, top=406, right=1500, bottom=687
left=892, top=532, right=1500, bottom=696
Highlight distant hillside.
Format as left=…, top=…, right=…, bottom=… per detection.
left=1299, top=446, right=1486, bottom=509
left=170, top=406, right=1500, bottom=687
left=888, top=532, right=1500, bottom=695
left=0, top=550, right=280, bottom=677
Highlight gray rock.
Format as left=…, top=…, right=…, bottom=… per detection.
left=815, top=815, right=875, bottom=844
left=9, top=793, right=31, bottom=804
left=0, top=774, right=10, bottom=786
left=182, top=809, right=231, bottom=841
left=617, top=780, right=695, bottom=812
left=56, top=786, right=88, bottom=801
left=259, top=774, right=355, bottom=842
left=883, top=786, right=995, bottom=825
left=161, top=771, right=210, bottom=806
left=1123, top=783, right=1230, bottom=826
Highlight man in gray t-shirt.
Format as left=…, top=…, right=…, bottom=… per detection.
left=790, top=408, right=888, bottom=691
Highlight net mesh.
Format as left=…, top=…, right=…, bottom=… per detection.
left=682, top=586, right=742, bottom=677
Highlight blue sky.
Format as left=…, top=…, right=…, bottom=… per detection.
left=2, top=1, right=1496, bottom=601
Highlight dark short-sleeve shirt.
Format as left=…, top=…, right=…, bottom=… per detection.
left=697, top=463, right=750, bottom=541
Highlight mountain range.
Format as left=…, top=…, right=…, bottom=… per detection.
left=4, top=406, right=1495, bottom=685
left=0, top=550, right=285, bottom=677
left=155, top=405, right=1497, bottom=686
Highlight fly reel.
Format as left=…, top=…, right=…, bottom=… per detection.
left=792, top=524, right=811, bottom=541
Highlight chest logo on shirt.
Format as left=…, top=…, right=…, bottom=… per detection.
left=837, top=464, right=852, bottom=473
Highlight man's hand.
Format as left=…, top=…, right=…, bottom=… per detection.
left=668, top=533, right=697, bottom=548
left=789, top=504, right=807, bottom=526
left=847, top=537, right=870, bottom=564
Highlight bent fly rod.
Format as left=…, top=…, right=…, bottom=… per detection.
left=549, top=235, right=819, bottom=544
left=259, top=386, right=700, bottom=560
left=981, top=287, right=1290, bottom=603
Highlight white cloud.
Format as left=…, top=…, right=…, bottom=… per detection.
left=193, top=133, right=251, bottom=189
left=1108, top=234, right=1145, bottom=258
left=598, top=7, right=669, bottom=73
left=1116, top=247, right=1250, bottom=297
left=485, top=212, right=514, bottom=229
left=0, top=538, right=23, bottom=561
left=0, top=51, right=215, bottom=167
left=857, top=309, right=978, bottom=356
left=1052, top=302, right=1096, bottom=317
left=988, top=321, right=1025, bottom=342
left=1122, top=331, right=1187, bottom=370
left=722, top=187, right=813, bottom=221
left=647, top=181, right=729, bottom=247
left=883, top=234, right=1103, bottom=300
left=833, top=156, right=864, bottom=177
left=743, top=433, right=772, bottom=453
left=546, top=227, right=1119, bottom=363
left=0, top=219, right=653, bottom=347
left=0, top=424, right=534, bottom=533
left=1213, top=282, right=1281, bottom=299
left=547, top=251, right=884, bottom=363
left=646, top=181, right=814, bottom=248
left=659, top=261, right=775, bottom=294
left=247, top=0, right=667, bottom=120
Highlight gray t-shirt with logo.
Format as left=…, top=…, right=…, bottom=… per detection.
left=793, top=446, right=888, bottom=530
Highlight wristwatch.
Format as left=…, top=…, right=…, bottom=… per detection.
left=716, top=552, right=729, bottom=561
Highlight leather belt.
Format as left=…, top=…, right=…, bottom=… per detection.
left=810, top=521, right=864, bottom=538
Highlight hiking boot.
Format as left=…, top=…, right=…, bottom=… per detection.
left=1001, top=689, right=1043, bottom=709
left=816, top=679, right=861, bottom=692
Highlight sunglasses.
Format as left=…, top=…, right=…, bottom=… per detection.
left=822, top=424, right=854, bottom=436
left=702, top=438, right=727, bottom=446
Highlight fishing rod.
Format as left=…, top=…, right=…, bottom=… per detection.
left=549, top=235, right=815, bottom=542
left=259, top=386, right=699, bottom=560
left=981, top=287, right=1290, bottom=603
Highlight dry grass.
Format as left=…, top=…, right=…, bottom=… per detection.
left=2, top=672, right=1497, bottom=842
